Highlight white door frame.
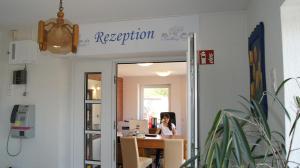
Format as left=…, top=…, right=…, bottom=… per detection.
left=187, top=34, right=199, bottom=166
left=111, top=55, right=188, bottom=167
left=71, top=58, right=114, bottom=168
left=71, top=55, right=192, bottom=168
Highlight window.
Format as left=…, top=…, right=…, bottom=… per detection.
left=84, top=73, right=102, bottom=168
left=140, top=85, right=170, bottom=123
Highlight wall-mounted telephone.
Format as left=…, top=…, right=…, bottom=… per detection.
left=7, top=105, right=35, bottom=157
left=10, top=105, right=35, bottom=138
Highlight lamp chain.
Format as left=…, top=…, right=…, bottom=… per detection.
left=59, top=0, right=64, bottom=11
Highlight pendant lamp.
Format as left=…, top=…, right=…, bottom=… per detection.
left=38, top=0, right=79, bottom=54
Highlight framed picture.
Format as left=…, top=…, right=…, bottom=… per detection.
left=249, top=22, right=268, bottom=118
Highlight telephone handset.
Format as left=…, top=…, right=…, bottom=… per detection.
left=10, top=105, right=19, bottom=124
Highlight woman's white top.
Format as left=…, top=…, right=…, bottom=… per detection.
left=159, top=123, right=176, bottom=136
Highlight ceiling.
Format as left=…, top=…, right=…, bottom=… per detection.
left=118, top=62, right=186, bottom=77
left=0, top=0, right=249, bottom=28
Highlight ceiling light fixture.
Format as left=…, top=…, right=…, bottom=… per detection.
left=156, top=71, right=172, bottom=77
left=137, top=63, right=153, bottom=67
left=38, top=0, right=79, bottom=55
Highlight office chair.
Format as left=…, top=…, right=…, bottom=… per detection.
left=120, top=137, right=153, bottom=168
left=160, top=112, right=176, bottom=126
left=164, top=139, right=185, bottom=168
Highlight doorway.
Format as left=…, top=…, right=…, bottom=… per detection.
left=71, top=35, right=198, bottom=168
left=115, top=61, right=188, bottom=167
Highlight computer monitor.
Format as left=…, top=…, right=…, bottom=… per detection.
left=129, top=120, right=149, bottom=134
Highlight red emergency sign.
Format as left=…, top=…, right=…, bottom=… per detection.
left=198, top=50, right=214, bottom=65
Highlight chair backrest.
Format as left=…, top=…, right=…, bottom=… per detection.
left=160, top=112, right=176, bottom=126
left=164, top=139, right=184, bottom=168
left=129, top=120, right=149, bottom=134
left=120, top=137, right=139, bottom=168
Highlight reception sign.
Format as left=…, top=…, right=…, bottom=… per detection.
left=77, top=15, right=199, bottom=56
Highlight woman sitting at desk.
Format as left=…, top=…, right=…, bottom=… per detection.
left=153, top=113, right=176, bottom=167
left=156, top=113, right=176, bottom=136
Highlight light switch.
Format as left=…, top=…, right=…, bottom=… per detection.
left=271, top=68, right=277, bottom=92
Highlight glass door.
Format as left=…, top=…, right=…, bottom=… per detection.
left=85, top=73, right=102, bottom=167
left=73, top=60, right=113, bottom=168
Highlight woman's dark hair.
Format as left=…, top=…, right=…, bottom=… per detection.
left=162, top=113, right=172, bottom=131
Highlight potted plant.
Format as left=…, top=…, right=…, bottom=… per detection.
left=181, top=78, right=300, bottom=168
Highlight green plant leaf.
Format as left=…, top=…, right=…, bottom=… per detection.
left=281, top=143, right=286, bottom=155
left=223, top=108, right=247, bottom=114
left=207, top=144, right=216, bottom=168
left=272, top=131, right=285, bottom=141
left=220, top=115, right=230, bottom=164
left=270, top=131, right=287, bottom=155
left=239, top=95, right=255, bottom=110
left=289, top=112, right=300, bottom=136
left=205, top=110, right=223, bottom=146
left=295, top=96, right=300, bottom=108
left=222, top=138, right=232, bottom=168
left=275, top=78, right=293, bottom=95
left=232, top=150, right=239, bottom=166
left=253, top=153, right=274, bottom=159
left=231, top=118, right=256, bottom=167
left=250, top=137, right=262, bottom=152
left=232, top=132, right=242, bottom=166
left=215, top=144, right=221, bottom=168
left=180, top=154, right=200, bottom=168
left=263, top=91, right=291, bottom=121
left=251, top=99, right=271, bottom=139
left=275, top=77, right=300, bottom=96
left=238, top=101, right=251, bottom=114
left=203, top=110, right=224, bottom=165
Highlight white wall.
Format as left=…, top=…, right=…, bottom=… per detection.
left=198, top=12, right=249, bottom=148
left=281, top=2, right=300, bottom=165
left=122, top=75, right=187, bottom=136
left=0, top=31, right=72, bottom=168
left=247, top=0, right=286, bottom=140
left=0, top=31, right=7, bottom=166
left=0, top=11, right=250, bottom=167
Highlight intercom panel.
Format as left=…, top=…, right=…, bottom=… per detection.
left=13, top=69, right=27, bottom=84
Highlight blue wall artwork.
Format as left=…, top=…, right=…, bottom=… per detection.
left=249, top=22, right=268, bottom=118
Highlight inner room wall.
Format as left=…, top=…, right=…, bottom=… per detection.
left=0, top=11, right=250, bottom=167
left=281, top=1, right=300, bottom=165
left=0, top=30, right=72, bottom=168
left=198, top=12, right=249, bottom=148
left=122, top=75, right=187, bottom=136
left=0, top=30, right=7, bottom=166
left=247, top=0, right=286, bottom=143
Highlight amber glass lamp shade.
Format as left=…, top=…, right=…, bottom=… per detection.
left=38, top=9, right=79, bottom=54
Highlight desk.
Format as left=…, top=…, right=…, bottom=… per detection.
left=136, top=135, right=187, bottom=159
left=149, top=128, right=158, bottom=134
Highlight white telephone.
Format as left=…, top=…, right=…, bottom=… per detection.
left=7, top=105, right=35, bottom=157
left=10, top=105, right=35, bottom=138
